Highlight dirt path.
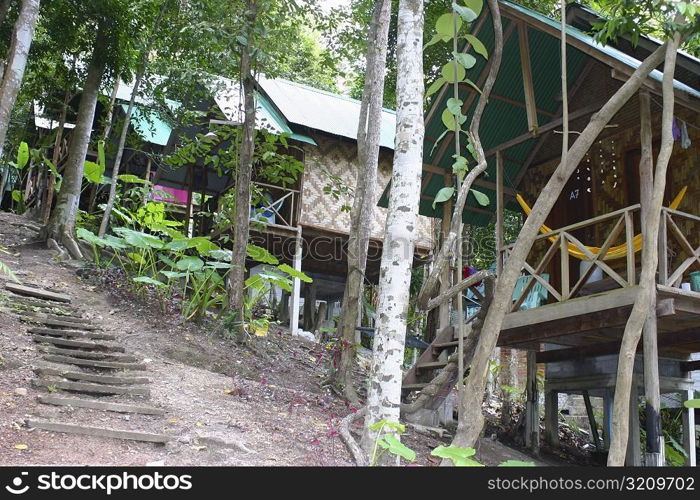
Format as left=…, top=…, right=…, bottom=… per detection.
left=0, top=212, right=547, bottom=466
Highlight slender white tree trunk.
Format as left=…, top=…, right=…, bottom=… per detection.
left=360, top=0, right=424, bottom=461
left=0, top=0, right=40, bottom=159
left=607, top=33, right=680, bottom=466
left=335, top=0, right=391, bottom=405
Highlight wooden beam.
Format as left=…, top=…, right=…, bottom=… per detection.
left=518, top=22, right=539, bottom=134
left=681, top=359, right=700, bottom=372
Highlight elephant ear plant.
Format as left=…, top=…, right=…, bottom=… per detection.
left=77, top=219, right=312, bottom=331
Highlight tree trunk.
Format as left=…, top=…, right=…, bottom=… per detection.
left=0, top=0, right=40, bottom=159
left=44, top=29, right=107, bottom=258
left=335, top=0, right=391, bottom=406
left=607, top=34, right=680, bottom=467
left=449, top=42, right=668, bottom=450
left=42, top=86, right=71, bottom=223
left=360, top=0, right=424, bottom=462
left=228, top=0, right=258, bottom=338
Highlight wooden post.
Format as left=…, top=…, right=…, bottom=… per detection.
left=143, top=157, right=152, bottom=206
left=639, top=89, right=663, bottom=467
left=496, top=151, right=504, bottom=276
left=289, top=227, right=303, bottom=334
left=603, top=388, right=613, bottom=449
left=625, top=380, right=642, bottom=466
left=518, top=22, right=538, bottom=135
left=303, top=281, right=317, bottom=332
left=524, top=350, right=540, bottom=453
left=582, top=390, right=602, bottom=451
left=682, top=388, right=697, bottom=466
left=544, top=389, right=559, bottom=448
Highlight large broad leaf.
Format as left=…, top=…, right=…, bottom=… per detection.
left=435, top=13, right=462, bottom=41
left=246, top=244, right=278, bottom=265
left=425, top=77, right=446, bottom=99
left=499, top=460, right=536, bottom=467
left=175, top=256, right=204, bottom=272
left=446, top=97, right=463, bottom=115
left=102, top=235, right=129, bottom=250
left=17, top=142, right=29, bottom=169
left=204, top=261, right=231, bottom=270
left=463, top=33, right=488, bottom=59
left=470, top=189, right=490, bottom=206
left=161, top=270, right=188, bottom=279
left=117, top=174, right=150, bottom=185
left=455, top=52, right=477, bottom=69
left=44, top=158, right=62, bottom=192
left=190, top=236, right=220, bottom=254
left=441, top=61, right=466, bottom=83
left=377, top=434, right=416, bottom=462
left=113, top=227, right=164, bottom=249
left=463, top=0, right=483, bottom=17
left=278, top=263, right=312, bottom=283
left=76, top=227, right=109, bottom=247
left=133, top=276, right=166, bottom=288
left=208, top=249, right=233, bottom=262
left=433, top=187, right=455, bottom=209
left=84, top=160, right=105, bottom=184
left=452, top=3, right=477, bottom=23
left=684, top=399, right=700, bottom=408
left=430, top=445, right=482, bottom=466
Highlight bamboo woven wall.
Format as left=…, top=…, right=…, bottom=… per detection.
left=299, top=133, right=434, bottom=248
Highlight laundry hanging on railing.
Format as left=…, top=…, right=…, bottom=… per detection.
left=515, top=186, right=687, bottom=261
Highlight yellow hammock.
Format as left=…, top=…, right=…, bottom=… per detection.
left=516, top=186, right=687, bottom=261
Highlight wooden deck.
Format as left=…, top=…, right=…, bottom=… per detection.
left=498, top=284, right=700, bottom=357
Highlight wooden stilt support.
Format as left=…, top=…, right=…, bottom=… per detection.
left=289, top=227, right=303, bottom=334
left=625, top=381, right=642, bottom=466
left=582, top=390, right=602, bottom=451
left=544, top=389, right=559, bottom=448
left=682, top=388, right=697, bottom=466
left=524, top=350, right=540, bottom=453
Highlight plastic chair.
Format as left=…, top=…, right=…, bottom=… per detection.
left=512, top=273, right=549, bottom=310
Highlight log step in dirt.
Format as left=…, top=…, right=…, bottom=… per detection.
left=26, top=420, right=171, bottom=444
left=33, top=378, right=150, bottom=397
left=34, top=367, right=150, bottom=385
left=37, top=395, right=165, bottom=415
left=38, top=345, right=139, bottom=363
left=42, top=354, right=147, bottom=371
left=0, top=293, right=78, bottom=312
left=23, top=317, right=98, bottom=330
left=28, top=327, right=116, bottom=341
left=23, top=312, right=91, bottom=325
left=4, top=283, right=71, bottom=303
left=32, top=334, right=125, bottom=352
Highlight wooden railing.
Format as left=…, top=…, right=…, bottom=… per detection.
left=502, top=204, right=642, bottom=312
left=502, top=204, right=700, bottom=312
left=250, top=182, right=299, bottom=229
left=660, top=207, right=700, bottom=288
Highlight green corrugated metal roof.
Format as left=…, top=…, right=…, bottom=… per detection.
left=381, top=0, right=698, bottom=227
left=122, top=104, right=172, bottom=146
left=255, top=90, right=317, bottom=146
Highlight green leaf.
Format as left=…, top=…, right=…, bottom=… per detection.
left=424, top=34, right=443, bottom=49
left=133, top=276, right=166, bottom=287
left=452, top=155, right=468, bottom=173
left=190, top=236, right=220, bottom=255
left=464, top=33, right=488, bottom=59
left=433, top=187, right=455, bottom=209
left=430, top=129, right=449, bottom=157
left=278, top=263, right=313, bottom=283
left=84, top=161, right=105, bottom=184
left=446, top=97, right=463, bottom=115
left=246, top=244, right=279, bottom=265
left=452, top=3, right=477, bottom=23
left=17, top=142, right=29, bottom=169
left=117, top=174, right=150, bottom=184
left=441, top=61, right=466, bottom=83
left=208, top=249, right=233, bottom=262
left=435, top=13, right=461, bottom=40
left=161, top=270, right=188, bottom=279
left=430, top=445, right=482, bottom=466
left=425, top=77, right=446, bottom=99
left=97, top=141, right=106, bottom=169
left=127, top=252, right=146, bottom=264
left=470, top=189, right=490, bottom=206
left=463, top=0, right=483, bottom=17
left=463, top=78, right=482, bottom=94
left=499, top=460, right=536, bottom=467
left=11, top=190, right=23, bottom=203
left=684, top=399, right=700, bottom=409
left=113, top=227, right=164, bottom=249
left=378, top=434, right=416, bottom=462
left=455, top=52, right=477, bottom=69
left=175, top=256, right=204, bottom=272
left=76, top=227, right=109, bottom=247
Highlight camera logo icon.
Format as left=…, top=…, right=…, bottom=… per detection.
left=5, top=472, right=29, bottom=495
